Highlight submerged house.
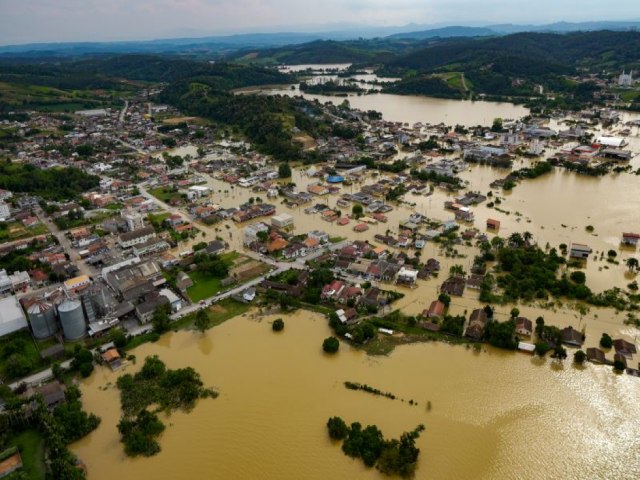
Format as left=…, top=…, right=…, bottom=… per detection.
left=569, top=243, right=592, bottom=260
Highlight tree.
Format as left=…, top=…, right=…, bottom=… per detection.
left=570, top=270, right=586, bottom=284
left=278, top=163, right=292, bottom=178
left=438, top=293, right=451, bottom=307
left=352, top=203, right=364, bottom=219
left=552, top=344, right=567, bottom=360
left=449, top=264, right=465, bottom=277
left=535, top=317, right=545, bottom=338
left=534, top=341, right=551, bottom=357
left=327, top=416, right=349, bottom=440
left=491, top=117, right=503, bottom=132
left=111, top=328, right=128, bottom=349
left=152, top=304, right=171, bottom=334
left=574, top=350, right=586, bottom=364
left=600, top=333, right=613, bottom=349
left=194, top=309, right=210, bottom=334
left=613, top=359, right=626, bottom=371
left=4, top=353, right=32, bottom=379
left=272, top=318, right=285, bottom=332
left=323, top=336, right=340, bottom=353
left=626, top=257, right=639, bottom=272
left=510, top=307, right=520, bottom=319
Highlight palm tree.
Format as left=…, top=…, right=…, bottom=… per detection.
left=449, top=264, right=465, bottom=278
left=626, top=257, right=639, bottom=272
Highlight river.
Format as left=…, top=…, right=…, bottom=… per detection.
left=72, top=310, right=640, bottom=479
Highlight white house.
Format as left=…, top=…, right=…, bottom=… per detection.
left=0, top=202, right=11, bottom=221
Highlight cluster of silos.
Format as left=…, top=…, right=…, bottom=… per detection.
left=26, top=296, right=87, bottom=341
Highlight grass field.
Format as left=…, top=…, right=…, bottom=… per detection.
left=186, top=271, right=226, bottom=302
left=7, top=430, right=46, bottom=480
left=0, top=222, right=49, bottom=244
left=148, top=187, right=184, bottom=204
left=176, top=298, right=251, bottom=331
left=186, top=252, right=255, bottom=302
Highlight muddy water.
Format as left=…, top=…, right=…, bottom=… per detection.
left=72, top=310, right=640, bottom=479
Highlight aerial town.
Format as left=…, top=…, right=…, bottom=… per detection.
left=1, top=10, right=640, bottom=480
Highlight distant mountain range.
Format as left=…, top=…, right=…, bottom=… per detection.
left=1, top=20, right=639, bottom=57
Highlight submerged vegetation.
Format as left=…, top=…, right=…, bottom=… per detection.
left=116, top=356, right=217, bottom=457
left=327, top=417, right=425, bottom=478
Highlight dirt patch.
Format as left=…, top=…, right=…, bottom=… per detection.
left=208, top=305, right=227, bottom=314
left=162, top=116, right=196, bottom=125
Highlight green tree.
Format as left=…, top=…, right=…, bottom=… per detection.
left=278, top=163, right=292, bottom=178
left=552, top=344, right=567, bottom=360
left=194, top=309, right=210, bottom=334
left=449, top=264, right=465, bottom=277
left=510, top=307, right=520, bottom=319
left=352, top=203, right=364, bottom=219
left=4, top=353, right=32, bottom=379
left=327, top=416, right=349, bottom=440
left=323, top=336, right=340, bottom=354
left=600, top=333, right=613, bottom=349
left=111, top=328, right=128, bottom=349
left=573, top=350, right=586, bottom=364
left=152, top=304, right=171, bottom=334
left=534, top=341, right=551, bottom=357
left=438, top=293, right=451, bottom=307
left=491, top=117, right=503, bottom=132
left=272, top=318, right=285, bottom=332
left=626, top=257, right=639, bottom=272
left=570, top=270, right=586, bottom=284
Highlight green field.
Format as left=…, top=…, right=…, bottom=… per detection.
left=186, top=271, right=227, bottom=302
left=0, top=222, right=49, bottom=244
left=176, top=298, right=251, bottom=331
left=148, top=187, right=184, bottom=204
left=6, top=430, right=46, bottom=480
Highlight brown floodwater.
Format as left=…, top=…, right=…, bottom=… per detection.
left=124, top=105, right=640, bottom=479
left=72, top=310, right=640, bottom=480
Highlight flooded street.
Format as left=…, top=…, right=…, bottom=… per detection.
left=116, top=85, right=640, bottom=480
left=72, top=311, right=640, bottom=479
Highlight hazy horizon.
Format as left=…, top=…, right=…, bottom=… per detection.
left=0, top=0, right=638, bottom=46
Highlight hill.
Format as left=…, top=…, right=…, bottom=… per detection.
left=383, top=31, right=640, bottom=100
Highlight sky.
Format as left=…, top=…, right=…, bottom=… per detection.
left=0, top=0, right=638, bottom=45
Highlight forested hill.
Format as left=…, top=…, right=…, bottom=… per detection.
left=230, top=39, right=410, bottom=65
left=382, top=31, right=640, bottom=102
left=0, top=55, right=293, bottom=90
left=387, top=31, right=640, bottom=72
left=65, top=55, right=293, bottom=86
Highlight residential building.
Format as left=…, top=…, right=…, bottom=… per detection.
left=569, top=243, right=592, bottom=260
left=271, top=213, right=294, bottom=229
left=423, top=300, right=445, bottom=319
left=465, top=309, right=489, bottom=340
left=515, top=317, right=533, bottom=337
left=133, top=238, right=170, bottom=257
left=119, top=226, right=156, bottom=248
left=0, top=202, right=11, bottom=221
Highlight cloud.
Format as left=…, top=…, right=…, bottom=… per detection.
left=0, top=0, right=637, bottom=44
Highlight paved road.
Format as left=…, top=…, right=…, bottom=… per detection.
left=118, top=100, right=128, bottom=123
left=34, top=207, right=94, bottom=278
left=7, top=358, right=74, bottom=390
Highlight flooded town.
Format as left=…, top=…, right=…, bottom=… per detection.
left=1, top=11, right=640, bottom=480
